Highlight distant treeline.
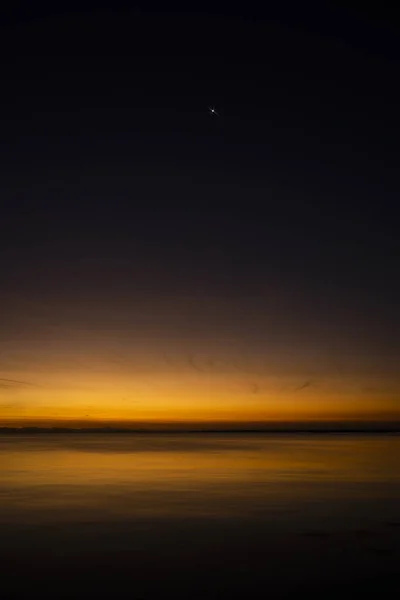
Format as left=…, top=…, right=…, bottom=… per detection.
left=1, top=426, right=400, bottom=434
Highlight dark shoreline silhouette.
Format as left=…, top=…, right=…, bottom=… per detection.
left=1, top=425, right=400, bottom=435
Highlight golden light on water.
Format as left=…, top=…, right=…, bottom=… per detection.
left=2, top=435, right=399, bottom=524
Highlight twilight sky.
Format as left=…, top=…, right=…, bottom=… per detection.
left=0, top=4, right=399, bottom=426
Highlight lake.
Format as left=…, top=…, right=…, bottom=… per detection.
left=1, top=433, right=399, bottom=598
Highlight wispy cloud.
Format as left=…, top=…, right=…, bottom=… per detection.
left=188, top=353, right=208, bottom=373
left=294, top=380, right=312, bottom=391
left=0, top=377, right=34, bottom=389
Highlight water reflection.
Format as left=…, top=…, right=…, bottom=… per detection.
left=1, top=434, right=399, bottom=521
left=1, top=434, right=399, bottom=598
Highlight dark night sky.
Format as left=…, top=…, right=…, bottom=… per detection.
left=0, top=2, right=399, bottom=425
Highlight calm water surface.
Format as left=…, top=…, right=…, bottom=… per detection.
left=1, top=433, right=399, bottom=598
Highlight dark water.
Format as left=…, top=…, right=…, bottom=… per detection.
left=1, top=433, right=399, bottom=599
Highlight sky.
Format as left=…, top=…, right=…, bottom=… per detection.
left=0, top=3, right=399, bottom=427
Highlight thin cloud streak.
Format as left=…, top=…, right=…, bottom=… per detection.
left=0, top=378, right=34, bottom=387
left=294, top=380, right=312, bottom=392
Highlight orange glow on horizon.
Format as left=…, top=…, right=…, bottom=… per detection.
left=1, top=338, right=399, bottom=427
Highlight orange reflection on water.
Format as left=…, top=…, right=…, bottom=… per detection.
left=2, top=434, right=400, bottom=486
left=1, top=434, right=400, bottom=598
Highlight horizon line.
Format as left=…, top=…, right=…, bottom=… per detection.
left=1, top=423, right=400, bottom=434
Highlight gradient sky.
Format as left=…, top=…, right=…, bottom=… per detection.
left=0, top=4, right=399, bottom=426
